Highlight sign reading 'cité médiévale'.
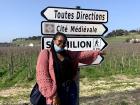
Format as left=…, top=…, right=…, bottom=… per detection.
left=41, top=21, right=108, bottom=36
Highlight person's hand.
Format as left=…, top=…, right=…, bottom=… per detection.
left=52, top=96, right=60, bottom=105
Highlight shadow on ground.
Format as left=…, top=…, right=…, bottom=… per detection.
left=79, top=88, right=140, bottom=105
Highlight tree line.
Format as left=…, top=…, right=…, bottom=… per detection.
left=105, top=29, right=140, bottom=38
left=12, top=36, right=41, bottom=42
left=12, top=28, right=140, bottom=41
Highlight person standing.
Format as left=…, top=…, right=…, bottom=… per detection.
left=36, top=32, right=105, bottom=105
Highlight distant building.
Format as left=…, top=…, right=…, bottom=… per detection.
left=28, top=43, right=34, bottom=47
left=129, top=38, right=140, bottom=43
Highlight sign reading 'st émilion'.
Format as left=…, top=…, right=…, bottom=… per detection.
left=41, top=6, right=108, bottom=65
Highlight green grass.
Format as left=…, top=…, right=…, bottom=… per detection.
left=0, top=67, right=35, bottom=89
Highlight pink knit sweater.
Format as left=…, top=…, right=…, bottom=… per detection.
left=36, top=49, right=100, bottom=104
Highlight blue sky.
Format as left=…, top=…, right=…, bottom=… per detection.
left=0, top=0, right=140, bottom=42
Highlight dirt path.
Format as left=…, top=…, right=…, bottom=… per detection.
left=79, top=75, right=140, bottom=105
left=0, top=87, right=31, bottom=97
left=80, top=89, right=140, bottom=105
left=1, top=75, right=140, bottom=105
left=0, top=86, right=32, bottom=105
left=80, top=75, right=140, bottom=96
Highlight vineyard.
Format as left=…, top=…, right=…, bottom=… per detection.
left=80, top=42, right=140, bottom=79
left=0, top=46, right=40, bottom=88
left=0, top=35, right=140, bottom=105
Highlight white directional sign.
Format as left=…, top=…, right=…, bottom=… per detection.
left=41, top=7, right=108, bottom=23
left=41, top=21, right=108, bottom=36
left=42, top=37, right=108, bottom=51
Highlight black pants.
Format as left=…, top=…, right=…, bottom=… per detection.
left=58, top=81, right=77, bottom=105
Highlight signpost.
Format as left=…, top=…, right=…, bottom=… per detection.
left=41, top=6, right=108, bottom=65
left=41, top=6, right=108, bottom=105
left=41, top=21, right=108, bottom=36
left=41, top=7, right=108, bottom=23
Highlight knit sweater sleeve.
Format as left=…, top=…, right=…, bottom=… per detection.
left=78, top=50, right=100, bottom=64
left=69, top=50, right=100, bottom=65
left=36, top=49, right=57, bottom=101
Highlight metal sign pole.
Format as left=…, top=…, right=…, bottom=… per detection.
left=76, top=67, right=80, bottom=105
left=76, top=6, right=80, bottom=105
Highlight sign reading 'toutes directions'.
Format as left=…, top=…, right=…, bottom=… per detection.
left=41, top=21, right=108, bottom=36
left=41, top=7, right=108, bottom=23
left=42, top=37, right=107, bottom=51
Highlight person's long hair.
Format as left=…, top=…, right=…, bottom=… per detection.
left=50, top=32, right=68, bottom=88
left=50, top=32, right=76, bottom=82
